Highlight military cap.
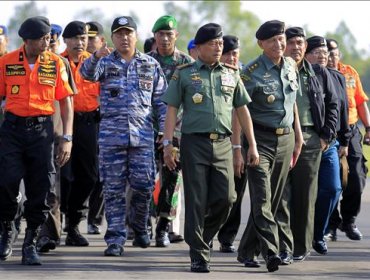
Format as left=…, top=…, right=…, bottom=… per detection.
left=111, top=16, right=137, bottom=33
left=194, top=23, right=223, bottom=45
left=326, top=38, right=339, bottom=51
left=222, top=35, right=239, bottom=54
left=285, top=26, right=306, bottom=40
left=50, top=24, right=63, bottom=44
left=187, top=39, right=195, bottom=51
left=152, top=15, right=177, bottom=33
left=18, top=16, right=51, bottom=40
left=63, top=21, right=88, bottom=38
left=256, top=20, right=285, bottom=40
left=87, top=21, right=104, bottom=37
left=0, top=25, right=8, bottom=36
left=306, top=36, right=327, bottom=53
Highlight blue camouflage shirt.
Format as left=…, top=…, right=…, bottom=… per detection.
left=80, top=49, right=167, bottom=147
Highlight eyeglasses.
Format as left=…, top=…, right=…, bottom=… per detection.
left=310, top=50, right=329, bottom=57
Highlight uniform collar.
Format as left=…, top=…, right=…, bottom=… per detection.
left=195, top=58, right=222, bottom=70
left=260, top=53, right=280, bottom=71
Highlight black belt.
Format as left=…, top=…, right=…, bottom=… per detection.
left=301, top=126, right=315, bottom=132
left=74, top=108, right=100, bottom=122
left=253, top=122, right=291, bottom=135
left=5, top=112, right=51, bottom=127
left=192, top=133, right=229, bottom=140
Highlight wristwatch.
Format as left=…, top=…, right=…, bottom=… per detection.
left=62, top=134, right=73, bottom=142
left=163, top=139, right=173, bottom=147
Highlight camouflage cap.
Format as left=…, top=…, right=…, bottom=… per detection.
left=152, top=15, right=177, bottom=33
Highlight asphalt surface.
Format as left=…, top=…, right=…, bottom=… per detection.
left=1, top=181, right=370, bottom=280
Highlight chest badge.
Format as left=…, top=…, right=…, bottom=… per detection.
left=267, top=94, right=275, bottom=103
left=192, top=93, right=203, bottom=104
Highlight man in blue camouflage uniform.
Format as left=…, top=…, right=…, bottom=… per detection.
left=147, top=15, right=193, bottom=247
left=80, top=16, right=167, bottom=256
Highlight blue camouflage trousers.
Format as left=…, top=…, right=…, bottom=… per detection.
left=99, top=145, right=155, bottom=245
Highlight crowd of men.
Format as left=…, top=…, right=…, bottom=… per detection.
left=0, top=13, right=368, bottom=274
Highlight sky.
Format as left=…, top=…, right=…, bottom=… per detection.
left=2, top=1, right=370, bottom=54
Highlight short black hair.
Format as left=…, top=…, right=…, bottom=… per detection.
left=144, top=37, right=156, bottom=53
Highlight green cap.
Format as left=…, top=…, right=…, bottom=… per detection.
left=152, top=15, right=177, bottom=33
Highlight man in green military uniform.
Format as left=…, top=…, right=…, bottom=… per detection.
left=236, top=20, right=303, bottom=273
left=147, top=15, right=193, bottom=247
left=161, top=23, right=259, bottom=273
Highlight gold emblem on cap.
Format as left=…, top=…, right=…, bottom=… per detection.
left=0, top=27, right=3, bottom=35
left=267, top=94, right=275, bottom=103
left=168, top=20, right=173, bottom=28
left=192, top=93, right=203, bottom=104
left=11, top=85, right=20, bottom=95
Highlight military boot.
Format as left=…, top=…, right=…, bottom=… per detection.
left=0, top=221, right=16, bottom=260
left=22, top=228, right=42, bottom=265
left=155, top=217, right=170, bottom=247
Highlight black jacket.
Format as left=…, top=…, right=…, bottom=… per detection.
left=327, top=68, right=351, bottom=147
left=307, top=62, right=338, bottom=143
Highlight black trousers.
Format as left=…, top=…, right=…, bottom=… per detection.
left=0, top=114, right=54, bottom=229
left=329, top=124, right=368, bottom=227
left=65, top=111, right=99, bottom=226
left=87, top=179, right=104, bottom=226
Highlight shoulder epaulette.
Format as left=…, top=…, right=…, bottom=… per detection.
left=223, top=62, right=238, bottom=71
left=177, top=62, right=194, bottom=70
left=246, top=62, right=259, bottom=73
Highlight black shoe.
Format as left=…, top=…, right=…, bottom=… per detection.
left=312, top=240, right=328, bottom=255
left=133, top=234, right=150, bottom=248
left=155, top=231, right=170, bottom=247
left=190, top=259, right=210, bottom=273
left=87, top=224, right=101, bottom=235
left=0, top=221, right=16, bottom=260
left=219, top=243, right=236, bottom=253
left=293, top=251, right=310, bottom=262
left=237, top=256, right=261, bottom=268
left=65, top=226, right=89, bottom=246
left=36, top=236, right=56, bottom=253
left=168, top=232, right=184, bottom=243
left=324, top=228, right=337, bottom=242
left=22, top=245, right=42, bottom=265
left=339, top=223, right=363, bottom=240
left=104, top=244, right=124, bottom=256
left=266, top=254, right=281, bottom=272
left=22, top=229, right=42, bottom=265
left=279, top=251, right=293, bottom=265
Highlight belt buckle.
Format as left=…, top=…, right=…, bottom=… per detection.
left=275, top=128, right=284, bottom=135
left=209, top=133, right=219, bottom=140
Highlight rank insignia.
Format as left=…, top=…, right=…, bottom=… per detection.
left=192, top=93, right=203, bottom=104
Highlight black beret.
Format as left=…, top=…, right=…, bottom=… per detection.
left=18, top=16, right=51, bottom=39
left=285, top=27, right=306, bottom=40
left=194, top=23, right=223, bottom=45
left=222, top=35, right=239, bottom=54
left=326, top=38, right=339, bottom=51
left=87, top=21, right=104, bottom=37
left=111, top=16, right=137, bottom=33
left=306, top=36, right=327, bottom=53
left=256, top=20, right=285, bottom=40
left=63, top=21, right=88, bottom=38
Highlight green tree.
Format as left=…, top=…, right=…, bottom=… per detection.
left=7, top=0, right=47, bottom=50
left=163, top=0, right=262, bottom=64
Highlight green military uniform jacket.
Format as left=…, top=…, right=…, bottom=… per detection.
left=241, top=54, right=299, bottom=128
left=161, top=59, right=251, bottom=135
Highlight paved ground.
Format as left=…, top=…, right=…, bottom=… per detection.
left=1, top=181, right=370, bottom=280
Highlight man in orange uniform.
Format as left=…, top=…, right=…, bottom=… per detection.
left=0, top=16, right=73, bottom=265
left=60, top=21, right=100, bottom=246
left=326, top=39, right=370, bottom=241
